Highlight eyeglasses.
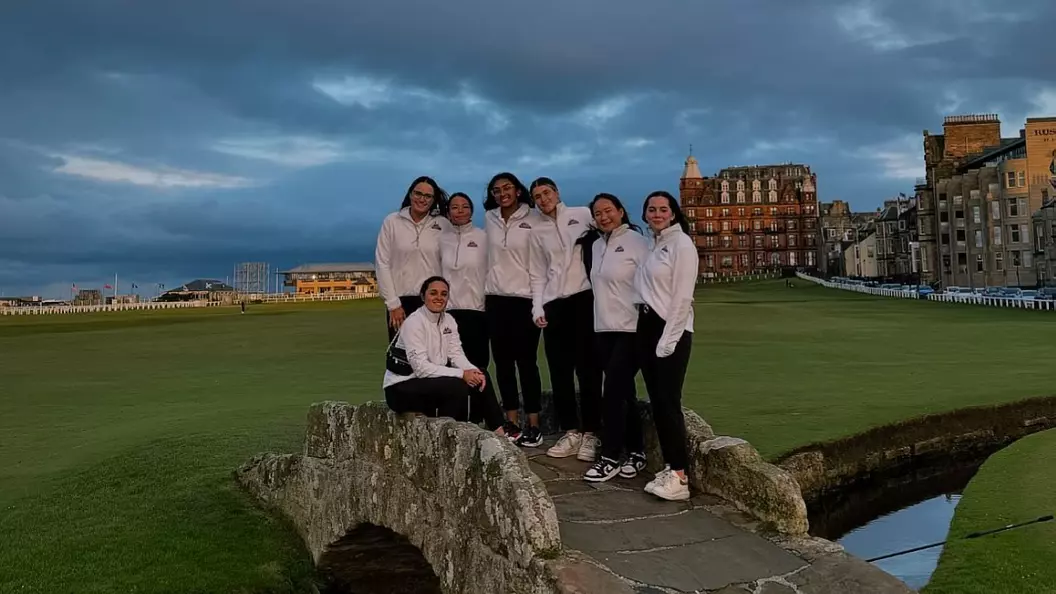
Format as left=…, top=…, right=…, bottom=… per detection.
left=411, top=190, right=434, bottom=200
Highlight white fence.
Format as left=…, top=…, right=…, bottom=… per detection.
left=698, top=272, right=782, bottom=285
left=0, top=291, right=381, bottom=316
left=796, top=273, right=1056, bottom=312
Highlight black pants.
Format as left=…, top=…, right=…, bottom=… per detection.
left=485, top=295, right=542, bottom=415
left=542, top=290, right=602, bottom=433
left=636, top=305, right=692, bottom=471
left=385, top=295, right=424, bottom=342
left=384, top=376, right=470, bottom=421
left=449, top=309, right=504, bottom=430
left=597, top=332, right=644, bottom=460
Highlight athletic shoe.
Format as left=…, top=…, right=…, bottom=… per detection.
left=576, top=434, right=600, bottom=462
left=647, top=468, right=690, bottom=501
left=515, top=425, right=543, bottom=448
left=546, top=431, right=583, bottom=458
left=583, top=457, right=621, bottom=483
left=502, top=421, right=522, bottom=443
left=619, top=452, right=648, bottom=479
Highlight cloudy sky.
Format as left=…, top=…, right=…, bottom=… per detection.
left=3, top=0, right=1056, bottom=298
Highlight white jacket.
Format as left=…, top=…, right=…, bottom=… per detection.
left=591, top=224, right=648, bottom=332
left=383, top=307, right=477, bottom=389
left=439, top=222, right=487, bottom=312
left=375, top=208, right=450, bottom=310
left=634, top=224, right=698, bottom=357
left=530, top=202, right=593, bottom=319
left=484, top=204, right=543, bottom=300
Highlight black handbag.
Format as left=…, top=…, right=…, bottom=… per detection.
left=385, top=331, right=414, bottom=376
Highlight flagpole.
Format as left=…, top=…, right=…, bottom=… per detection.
left=115, top=273, right=118, bottom=301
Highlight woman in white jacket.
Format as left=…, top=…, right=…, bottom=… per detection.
left=634, top=191, right=698, bottom=502
left=440, top=193, right=504, bottom=432
left=375, top=176, right=451, bottom=341
left=383, top=276, right=488, bottom=420
left=581, top=193, right=649, bottom=483
left=483, top=172, right=545, bottom=447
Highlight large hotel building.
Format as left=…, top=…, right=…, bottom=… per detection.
left=916, top=114, right=1056, bottom=288
left=679, top=155, right=820, bottom=276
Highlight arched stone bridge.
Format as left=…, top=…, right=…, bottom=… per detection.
left=237, top=401, right=913, bottom=593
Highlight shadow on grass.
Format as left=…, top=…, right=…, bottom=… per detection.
left=0, top=434, right=317, bottom=594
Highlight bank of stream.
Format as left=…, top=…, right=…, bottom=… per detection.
left=781, top=396, right=1056, bottom=590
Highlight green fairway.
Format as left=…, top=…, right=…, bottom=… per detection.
left=1, top=281, right=1054, bottom=593
left=923, top=429, right=1056, bottom=594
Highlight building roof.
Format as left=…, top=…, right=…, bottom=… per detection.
left=280, top=262, right=376, bottom=274
left=681, top=155, right=703, bottom=179
left=956, top=137, right=1026, bottom=172
left=170, top=279, right=236, bottom=292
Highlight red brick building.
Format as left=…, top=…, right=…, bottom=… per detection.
left=679, top=155, right=821, bottom=276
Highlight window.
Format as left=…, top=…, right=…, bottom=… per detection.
left=770, top=221, right=779, bottom=232
left=705, top=255, right=715, bottom=268
left=920, top=247, right=929, bottom=272
left=899, top=220, right=907, bottom=231
left=991, top=201, right=1001, bottom=220
left=721, top=192, right=730, bottom=204
left=1009, top=200, right=1020, bottom=217
left=705, top=236, right=715, bottom=247
left=752, top=180, right=761, bottom=191
left=770, top=207, right=778, bottom=216
left=770, top=236, right=779, bottom=248
left=756, top=252, right=765, bottom=263
left=1037, top=224, right=1045, bottom=251
left=738, top=222, right=747, bottom=233
left=940, top=211, right=949, bottom=223
left=737, top=191, right=745, bottom=203
left=972, top=206, right=980, bottom=224
left=828, top=229, right=837, bottom=238
left=1006, top=171, right=1016, bottom=188
left=1012, top=250, right=1022, bottom=268
left=1024, top=252, right=1033, bottom=268
left=738, top=207, right=745, bottom=216
left=806, top=251, right=816, bottom=266
left=975, top=229, right=983, bottom=248
left=737, top=180, right=745, bottom=191
left=768, top=179, right=778, bottom=190
left=867, top=245, right=875, bottom=258
left=722, top=236, right=732, bottom=248
left=941, top=233, right=950, bottom=245
left=721, top=181, right=729, bottom=191
left=705, top=208, right=713, bottom=217
left=738, top=235, right=748, bottom=247
left=994, top=227, right=1002, bottom=245
left=740, top=253, right=749, bottom=266
left=788, top=234, right=797, bottom=247
left=752, top=191, right=761, bottom=203
left=976, top=254, right=984, bottom=272
left=769, top=190, right=778, bottom=203
left=754, top=235, right=763, bottom=247
left=789, top=252, right=798, bottom=266
left=1022, top=224, right=1030, bottom=244
left=722, top=208, right=730, bottom=217
left=721, top=256, right=733, bottom=267
left=956, top=229, right=966, bottom=242
left=1018, top=171, right=1026, bottom=187
left=719, top=221, right=728, bottom=231
left=954, top=210, right=964, bottom=221
left=753, top=207, right=763, bottom=216
left=958, top=253, right=967, bottom=267
left=1010, top=225, right=1021, bottom=243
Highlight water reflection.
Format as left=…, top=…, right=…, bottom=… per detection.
left=839, top=493, right=961, bottom=590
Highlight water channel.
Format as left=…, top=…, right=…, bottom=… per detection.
left=807, top=452, right=993, bottom=590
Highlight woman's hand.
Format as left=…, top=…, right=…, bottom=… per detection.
left=462, top=369, right=486, bottom=389
left=534, top=315, right=547, bottom=328
left=388, top=306, right=406, bottom=330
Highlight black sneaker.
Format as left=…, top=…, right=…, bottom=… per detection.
left=502, top=421, right=522, bottom=443
left=515, top=425, right=543, bottom=447
left=619, top=452, right=648, bottom=479
left=583, top=457, right=621, bottom=483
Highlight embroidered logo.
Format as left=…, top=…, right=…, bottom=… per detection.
left=661, top=246, right=669, bottom=253
left=442, top=327, right=453, bottom=334
left=614, top=246, right=625, bottom=253
left=467, top=241, right=478, bottom=248
left=568, top=219, right=580, bottom=225
left=519, top=222, right=532, bottom=229
left=430, top=223, right=442, bottom=230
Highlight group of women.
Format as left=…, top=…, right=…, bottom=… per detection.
left=376, top=172, right=698, bottom=502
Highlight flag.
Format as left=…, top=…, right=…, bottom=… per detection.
left=104, top=284, right=112, bottom=289
left=131, top=283, right=138, bottom=289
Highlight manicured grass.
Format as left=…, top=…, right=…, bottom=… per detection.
left=1, top=281, right=1054, bottom=592
left=923, top=429, right=1056, bottom=594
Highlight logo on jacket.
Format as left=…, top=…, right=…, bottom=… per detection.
left=430, top=223, right=442, bottom=230
left=467, top=241, right=478, bottom=248
left=614, top=246, right=625, bottom=252
left=442, top=327, right=452, bottom=334
left=568, top=219, right=580, bottom=226
left=518, top=222, right=532, bottom=229
left=661, top=246, right=669, bottom=253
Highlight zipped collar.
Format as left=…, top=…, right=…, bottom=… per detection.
left=653, top=223, right=682, bottom=242
left=604, top=223, right=630, bottom=242
left=489, top=203, right=530, bottom=225
left=540, top=201, right=565, bottom=222
left=418, top=306, right=446, bottom=325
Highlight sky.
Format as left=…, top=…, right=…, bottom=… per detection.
left=3, top=0, right=1056, bottom=298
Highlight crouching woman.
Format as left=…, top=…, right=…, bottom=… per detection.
left=383, top=276, right=489, bottom=421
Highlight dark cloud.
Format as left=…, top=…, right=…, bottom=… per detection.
left=2, top=0, right=1055, bottom=296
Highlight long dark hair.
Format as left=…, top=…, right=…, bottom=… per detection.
left=483, top=172, right=534, bottom=210
left=418, top=275, right=450, bottom=299
left=590, top=193, right=642, bottom=234
left=642, top=190, right=690, bottom=234
left=400, top=176, right=449, bottom=216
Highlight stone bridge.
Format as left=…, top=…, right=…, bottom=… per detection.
left=237, top=400, right=913, bottom=593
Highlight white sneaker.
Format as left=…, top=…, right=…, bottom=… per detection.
left=577, top=434, right=601, bottom=462
left=644, top=465, right=670, bottom=495
left=546, top=431, right=582, bottom=458
left=649, top=469, right=690, bottom=501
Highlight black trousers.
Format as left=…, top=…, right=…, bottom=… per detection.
left=485, top=295, right=542, bottom=415
left=635, top=306, right=692, bottom=471
left=385, top=295, right=424, bottom=342
left=542, top=290, right=602, bottom=433
left=597, top=332, right=644, bottom=460
left=449, top=309, right=504, bottom=430
left=384, top=376, right=470, bottom=421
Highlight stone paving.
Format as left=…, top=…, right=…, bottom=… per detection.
left=527, top=439, right=917, bottom=594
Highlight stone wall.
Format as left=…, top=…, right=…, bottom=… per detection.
left=237, top=401, right=564, bottom=594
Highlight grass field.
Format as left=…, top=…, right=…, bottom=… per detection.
left=2, top=280, right=1055, bottom=593
left=924, top=428, right=1056, bottom=594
